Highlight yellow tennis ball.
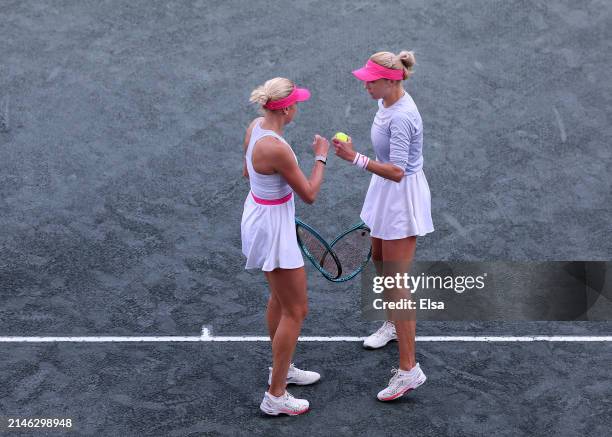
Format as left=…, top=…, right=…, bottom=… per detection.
left=334, top=132, right=349, bottom=142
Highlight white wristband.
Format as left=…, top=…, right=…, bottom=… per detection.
left=352, top=152, right=370, bottom=170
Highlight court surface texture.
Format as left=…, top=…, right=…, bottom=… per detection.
left=1, top=1, right=611, bottom=436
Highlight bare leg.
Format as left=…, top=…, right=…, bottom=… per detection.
left=382, top=237, right=418, bottom=371
left=266, top=292, right=281, bottom=341
left=264, top=267, right=308, bottom=397
left=369, top=236, right=394, bottom=335
left=372, top=237, right=383, bottom=275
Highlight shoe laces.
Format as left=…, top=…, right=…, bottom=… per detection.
left=289, top=363, right=303, bottom=375
left=375, top=321, right=394, bottom=336
left=388, top=367, right=401, bottom=385
left=389, top=365, right=419, bottom=384
left=388, top=367, right=415, bottom=386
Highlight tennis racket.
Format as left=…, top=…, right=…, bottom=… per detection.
left=295, top=218, right=342, bottom=280
left=325, top=221, right=372, bottom=282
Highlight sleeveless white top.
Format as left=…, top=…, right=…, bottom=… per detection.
left=245, top=120, right=296, bottom=200
left=240, top=119, right=304, bottom=271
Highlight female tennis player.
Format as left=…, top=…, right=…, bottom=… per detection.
left=241, top=77, right=329, bottom=415
left=333, top=51, right=434, bottom=401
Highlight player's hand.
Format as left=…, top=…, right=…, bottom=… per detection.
left=332, top=135, right=357, bottom=162
left=312, top=134, right=330, bottom=157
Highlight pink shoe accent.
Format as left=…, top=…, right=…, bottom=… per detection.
left=380, top=388, right=413, bottom=401
left=281, top=407, right=309, bottom=415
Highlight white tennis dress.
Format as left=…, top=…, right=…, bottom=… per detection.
left=360, top=92, right=435, bottom=240
left=241, top=120, right=304, bottom=271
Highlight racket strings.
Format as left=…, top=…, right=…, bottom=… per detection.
left=297, top=227, right=340, bottom=277
left=331, top=228, right=371, bottom=276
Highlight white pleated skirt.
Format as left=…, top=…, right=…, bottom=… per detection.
left=360, top=168, right=435, bottom=240
left=241, top=192, right=305, bottom=272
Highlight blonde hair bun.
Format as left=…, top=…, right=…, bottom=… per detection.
left=397, top=51, right=416, bottom=79
left=249, top=87, right=269, bottom=106
left=249, top=77, right=294, bottom=108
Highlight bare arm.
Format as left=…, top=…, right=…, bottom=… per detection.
left=333, top=114, right=416, bottom=182
left=255, top=135, right=329, bottom=204
left=363, top=157, right=404, bottom=182
left=332, top=137, right=404, bottom=182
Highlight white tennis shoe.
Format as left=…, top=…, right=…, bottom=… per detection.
left=268, top=363, right=321, bottom=386
left=377, top=363, right=427, bottom=401
left=259, top=390, right=309, bottom=416
left=363, top=321, right=397, bottom=349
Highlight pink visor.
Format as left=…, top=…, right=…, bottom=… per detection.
left=352, top=59, right=404, bottom=81
left=264, top=85, right=311, bottom=110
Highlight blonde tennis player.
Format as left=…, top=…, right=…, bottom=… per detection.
left=333, top=51, right=434, bottom=401
left=241, top=77, right=329, bottom=415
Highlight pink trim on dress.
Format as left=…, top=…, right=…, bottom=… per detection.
left=251, top=191, right=293, bottom=205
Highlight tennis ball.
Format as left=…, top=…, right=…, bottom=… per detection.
left=334, top=132, right=349, bottom=142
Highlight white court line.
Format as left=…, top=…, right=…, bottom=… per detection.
left=0, top=336, right=203, bottom=343
left=1, top=335, right=612, bottom=343
left=216, top=336, right=612, bottom=342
